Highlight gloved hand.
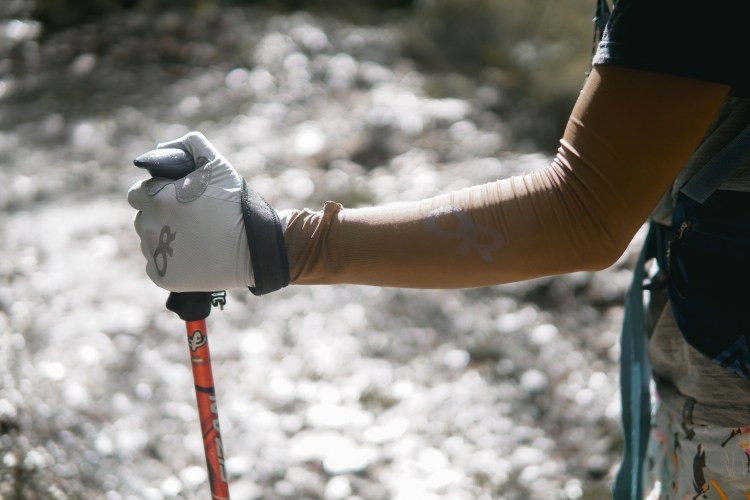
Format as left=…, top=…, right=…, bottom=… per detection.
left=128, top=131, right=289, bottom=295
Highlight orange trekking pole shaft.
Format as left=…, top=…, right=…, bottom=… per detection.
left=167, top=292, right=230, bottom=500
left=135, top=149, right=231, bottom=499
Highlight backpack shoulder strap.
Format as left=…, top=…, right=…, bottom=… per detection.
left=680, top=124, right=750, bottom=203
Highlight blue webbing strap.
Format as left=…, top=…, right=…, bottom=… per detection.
left=612, top=226, right=655, bottom=500
left=681, top=125, right=750, bottom=203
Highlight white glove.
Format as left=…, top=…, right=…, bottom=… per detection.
left=128, top=132, right=289, bottom=294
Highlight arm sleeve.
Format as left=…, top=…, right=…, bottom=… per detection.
left=283, top=66, right=728, bottom=289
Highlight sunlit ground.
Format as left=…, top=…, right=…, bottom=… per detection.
left=1, top=3, right=633, bottom=499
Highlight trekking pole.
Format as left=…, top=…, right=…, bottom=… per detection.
left=134, top=149, right=230, bottom=499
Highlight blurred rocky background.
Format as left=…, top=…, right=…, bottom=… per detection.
left=1, top=0, right=638, bottom=498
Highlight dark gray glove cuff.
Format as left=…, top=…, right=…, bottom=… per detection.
left=240, top=179, right=290, bottom=295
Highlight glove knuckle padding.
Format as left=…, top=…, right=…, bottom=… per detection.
left=142, top=178, right=171, bottom=197
left=174, top=162, right=212, bottom=203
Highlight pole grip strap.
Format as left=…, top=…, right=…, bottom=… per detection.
left=241, top=179, right=290, bottom=296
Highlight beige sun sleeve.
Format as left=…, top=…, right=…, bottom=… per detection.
left=283, top=66, right=729, bottom=289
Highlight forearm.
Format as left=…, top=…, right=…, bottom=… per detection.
left=284, top=66, right=728, bottom=288
left=285, top=163, right=622, bottom=288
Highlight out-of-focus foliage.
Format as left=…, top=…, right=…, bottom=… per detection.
left=401, top=0, right=593, bottom=148
left=405, top=0, right=592, bottom=88
left=27, top=0, right=415, bottom=31
left=23, top=0, right=125, bottom=31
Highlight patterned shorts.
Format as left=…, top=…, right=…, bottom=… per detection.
left=645, top=401, right=750, bottom=499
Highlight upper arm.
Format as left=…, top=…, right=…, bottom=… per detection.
left=554, top=65, right=729, bottom=261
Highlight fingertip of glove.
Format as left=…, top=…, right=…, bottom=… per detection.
left=127, top=179, right=147, bottom=208
left=184, top=131, right=208, bottom=143
left=157, top=131, right=219, bottom=165
left=157, top=131, right=208, bottom=150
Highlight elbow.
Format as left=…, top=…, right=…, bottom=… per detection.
left=546, top=162, right=643, bottom=273
left=585, top=244, right=626, bottom=272
left=575, top=222, right=636, bottom=272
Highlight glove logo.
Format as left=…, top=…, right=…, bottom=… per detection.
left=188, top=330, right=207, bottom=352
left=153, top=225, right=176, bottom=277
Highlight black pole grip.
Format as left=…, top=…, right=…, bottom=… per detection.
left=165, top=292, right=213, bottom=321
left=134, top=148, right=196, bottom=179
